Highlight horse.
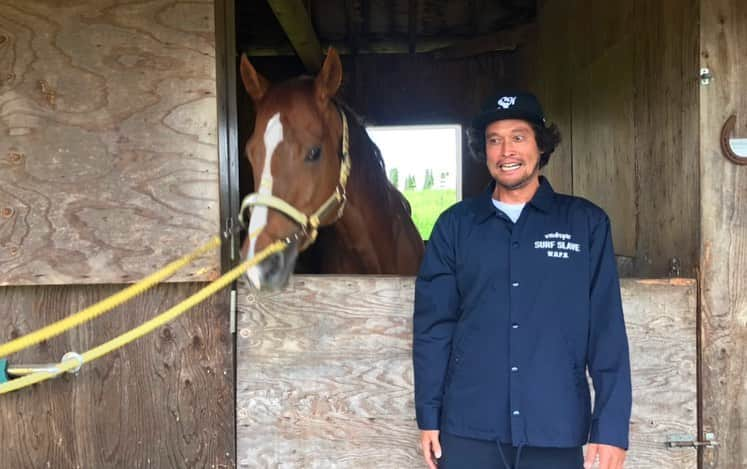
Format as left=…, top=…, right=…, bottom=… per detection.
left=238, top=48, right=425, bottom=290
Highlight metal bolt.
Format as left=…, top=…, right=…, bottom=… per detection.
left=1, top=207, right=14, bottom=218
left=239, top=328, right=250, bottom=338
left=700, top=67, right=713, bottom=85
left=669, top=257, right=681, bottom=277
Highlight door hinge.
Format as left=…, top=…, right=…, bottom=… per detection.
left=229, top=287, right=237, bottom=334
left=665, top=433, right=719, bottom=449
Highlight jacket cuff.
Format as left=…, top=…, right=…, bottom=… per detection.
left=589, top=419, right=629, bottom=450
left=416, top=406, right=441, bottom=430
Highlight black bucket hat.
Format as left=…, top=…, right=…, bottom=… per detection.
left=472, top=91, right=547, bottom=131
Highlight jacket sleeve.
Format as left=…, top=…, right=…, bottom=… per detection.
left=413, top=210, right=461, bottom=430
left=587, top=215, right=633, bottom=450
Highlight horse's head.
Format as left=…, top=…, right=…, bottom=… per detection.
left=239, top=49, right=347, bottom=290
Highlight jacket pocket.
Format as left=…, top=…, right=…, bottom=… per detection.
left=560, top=331, right=588, bottom=396
left=444, top=326, right=471, bottom=393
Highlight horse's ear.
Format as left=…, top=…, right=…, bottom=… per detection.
left=240, top=53, right=270, bottom=102
left=315, top=47, right=342, bottom=103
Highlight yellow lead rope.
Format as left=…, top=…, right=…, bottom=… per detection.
left=0, top=239, right=286, bottom=395
left=0, top=236, right=223, bottom=359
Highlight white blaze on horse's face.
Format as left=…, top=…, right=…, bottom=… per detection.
left=247, top=112, right=283, bottom=288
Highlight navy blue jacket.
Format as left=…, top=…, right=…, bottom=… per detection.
left=413, top=177, right=631, bottom=450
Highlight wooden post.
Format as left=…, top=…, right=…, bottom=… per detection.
left=699, top=0, right=747, bottom=467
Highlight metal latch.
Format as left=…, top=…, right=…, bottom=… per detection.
left=224, top=216, right=237, bottom=261
left=665, top=433, right=719, bottom=449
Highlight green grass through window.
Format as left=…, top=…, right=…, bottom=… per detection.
left=402, top=189, right=457, bottom=240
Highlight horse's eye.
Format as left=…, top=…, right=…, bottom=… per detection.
left=305, top=146, right=321, bottom=162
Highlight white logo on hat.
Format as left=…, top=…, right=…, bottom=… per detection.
left=497, top=96, right=517, bottom=109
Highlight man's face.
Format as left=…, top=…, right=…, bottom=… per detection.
left=484, top=119, right=541, bottom=191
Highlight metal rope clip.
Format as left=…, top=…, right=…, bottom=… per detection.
left=60, top=351, right=84, bottom=374
left=0, top=351, right=84, bottom=381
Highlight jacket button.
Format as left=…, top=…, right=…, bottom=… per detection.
left=512, top=323, right=520, bottom=329
left=511, top=282, right=519, bottom=287
left=512, top=410, right=520, bottom=416
left=512, top=242, right=520, bottom=248
left=511, top=366, right=519, bottom=372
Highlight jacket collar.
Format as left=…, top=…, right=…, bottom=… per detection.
left=474, top=176, right=556, bottom=223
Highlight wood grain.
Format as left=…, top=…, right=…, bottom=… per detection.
left=699, top=0, right=747, bottom=467
left=571, top=35, right=637, bottom=256
left=633, top=0, right=700, bottom=277
left=0, top=283, right=234, bottom=468
left=237, top=276, right=696, bottom=468
left=522, top=0, right=573, bottom=195
left=515, top=0, right=700, bottom=276
left=0, top=0, right=220, bottom=286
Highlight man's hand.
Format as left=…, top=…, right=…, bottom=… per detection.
left=420, top=430, right=442, bottom=469
left=584, top=443, right=626, bottom=469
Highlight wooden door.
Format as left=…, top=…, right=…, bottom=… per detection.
left=237, top=276, right=697, bottom=468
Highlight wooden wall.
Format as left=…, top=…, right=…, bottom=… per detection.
left=0, top=283, right=234, bottom=468
left=518, top=0, right=700, bottom=278
left=237, top=276, right=697, bottom=468
left=339, top=54, right=515, bottom=197
left=0, top=0, right=220, bottom=286
left=699, top=0, right=747, bottom=467
left=0, top=2, right=235, bottom=467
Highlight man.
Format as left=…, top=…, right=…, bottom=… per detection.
left=413, top=91, right=631, bottom=469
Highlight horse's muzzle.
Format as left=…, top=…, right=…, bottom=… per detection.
left=245, top=242, right=299, bottom=291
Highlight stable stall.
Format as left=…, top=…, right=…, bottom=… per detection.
left=0, top=1, right=744, bottom=468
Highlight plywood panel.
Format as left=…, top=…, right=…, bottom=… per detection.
left=572, top=36, right=637, bottom=256
left=0, top=1, right=220, bottom=286
left=622, top=279, right=697, bottom=469
left=0, top=283, right=234, bottom=468
left=237, top=276, right=696, bottom=468
left=699, top=0, right=747, bottom=467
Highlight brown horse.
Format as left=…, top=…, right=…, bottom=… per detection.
left=239, top=49, right=425, bottom=290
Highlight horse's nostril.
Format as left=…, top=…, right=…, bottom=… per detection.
left=264, top=253, right=283, bottom=277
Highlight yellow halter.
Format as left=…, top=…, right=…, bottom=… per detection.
left=238, top=108, right=351, bottom=250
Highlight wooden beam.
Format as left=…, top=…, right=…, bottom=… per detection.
left=243, top=29, right=529, bottom=57
left=432, top=25, right=533, bottom=60
left=266, top=0, right=323, bottom=72
left=244, top=37, right=463, bottom=57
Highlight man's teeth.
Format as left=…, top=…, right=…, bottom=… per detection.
left=501, top=163, right=522, bottom=170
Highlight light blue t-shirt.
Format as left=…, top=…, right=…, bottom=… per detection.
left=492, top=199, right=526, bottom=223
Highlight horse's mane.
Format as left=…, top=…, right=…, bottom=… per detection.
left=332, top=98, right=413, bottom=216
